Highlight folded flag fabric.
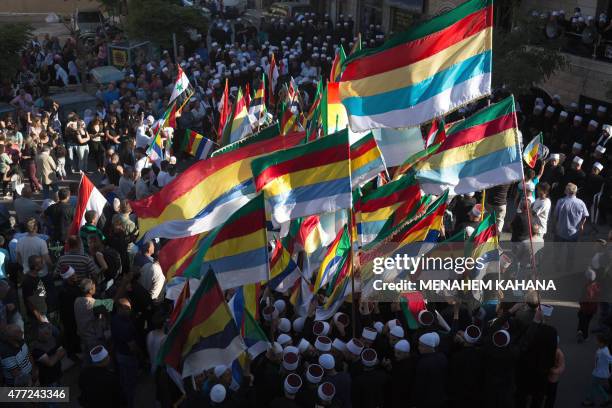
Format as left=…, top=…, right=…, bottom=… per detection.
left=67, top=174, right=108, bottom=241
left=169, top=65, right=194, bottom=108
left=314, top=225, right=351, bottom=292
left=251, top=128, right=352, bottom=224
left=281, top=215, right=327, bottom=256
left=354, top=174, right=422, bottom=246
left=168, top=280, right=190, bottom=329
left=185, top=129, right=214, bottom=160
left=350, top=132, right=386, bottom=188
left=248, top=75, right=267, bottom=128
left=339, top=0, right=493, bottom=131
left=330, top=46, right=347, bottom=83
left=180, top=194, right=269, bottom=290
left=415, top=95, right=523, bottom=195
left=158, top=233, right=208, bottom=281
left=158, top=268, right=245, bottom=378
left=131, top=130, right=305, bottom=241
left=218, top=79, right=232, bottom=141
left=322, top=82, right=349, bottom=135
left=229, top=284, right=269, bottom=359
left=268, top=239, right=301, bottom=292
left=424, top=118, right=447, bottom=148
left=268, top=53, right=279, bottom=106
left=371, top=127, right=424, bottom=168
left=290, top=277, right=314, bottom=317
left=211, top=123, right=281, bottom=157
left=522, top=132, right=548, bottom=168
left=147, top=102, right=177, bottom=163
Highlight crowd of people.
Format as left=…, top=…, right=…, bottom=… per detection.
left=0, top=5, right=611, bottom=408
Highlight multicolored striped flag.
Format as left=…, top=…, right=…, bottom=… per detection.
left=167, top=279, right=190, bottom=329
left=354, top=174, right=424, bottom=246
left=218, top=79, right=231, bottom=141
left=290, top=277, right=314, bottom=317
left=350, top=132, right=386, bottom=188
left=330, top=46, right=347, bottom=83
left=211, top=123, right=280, bottom=158
left=322, top=82, right=349, bottom=136
left=424, top=118, right=447, bottom=148
left=185, top=129, right=214, bottom=160
left=158, top=268, right=245, bottom=377
left=248, top=75, right=267, bottom=128
left=158, top=233, right=208, bottom=281
left=522, top=132, right=547, bottom=168
left=415, top=95, right=523, bottom=195
left=268, top=53, right=279, bottom=107
left=147, top=102, right=177, bottom=163
left=251, top=129, right=352, bottom=224
left=180, top=194, right=269, bottom=289
left=221, top=88, right=251, bottom=146
left=465, top=212, right=500, bottom=279
left=314, top=225, right=351, bottom=292
left=304, top=79, right=323, bottom=141
left=268, top=239, right=301, bottom=292
left=131, top=131, right=305, bottom=241
left=339, top=0, right=493, bottom=131
left=372, top=127, right=424, bottom=168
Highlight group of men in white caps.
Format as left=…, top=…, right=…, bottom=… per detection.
left=174, top=289, right=560, bottom=408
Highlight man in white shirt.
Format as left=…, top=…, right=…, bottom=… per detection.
left=532, top=182, right=552, bottom=238
left=135, top=116, right=155, bottom=149
left=136, top=241, right=165, bottom=302
left=15, top=219, right=52, bottom=277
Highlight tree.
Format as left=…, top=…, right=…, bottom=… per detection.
left=125, top=0, right=208, bottom=50
left=492, top=15, right=567, bottom=94
left=0, top=23, right=33, bottom=81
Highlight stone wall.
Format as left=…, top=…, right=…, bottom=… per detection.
left=540, top=52, right=612, bottom=103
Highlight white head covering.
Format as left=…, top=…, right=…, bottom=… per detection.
left=493, top=330, right=511, bottom=347
left=594, top=162, right=604, bottom=171
left=277, top=333, right=292, bottom=347
left=361, top=348, right=378, bottom=367
left=604, top=124, right=612, bottom=135
left=418, top=310, right=435, bottom=326
left=550, top=153, right=560, bottom=160
left=463, top=325, right=482, bottom=344
left=293, top=317, right=305, bottom=333
left=60, top=266, right=75, bottom=280
left=394, top=339, right=410, bottom=353
left=210, top=384, right=226, bottom=403
left=589, top=120, right=599, bottom=128
left=596, top=145, right=606, bottom=154
left=347, top=338, right=364, bottom=356
left=572, top=142, right=583, bottom=150
left=282, top=351, right=299, bottom=371
left=361, top=327, right=377, bottom=341
left=573, top=156, right=584, bottom=165
left=306, top=364, right=324, bottom=384
left=560, top=111, right=568, bottom=118
left=278, top=318, right=292, bottom=333
left=332, top=338, right=346, bottom=352
left=315, top=336, right=332, bottom=352
left=298, top=338, right=312, bottom=354
left=419, top=332, right=440, bottom=348
left=318, top=382, right=336, bottom=402
left=274, top=299, right=286, bottom=313
left=90, top=345, right=109, bottom=363
left=313, top=321, right=331, bottom=336
left=390, top=325, right=405, bottom=338
left=284, top=373, right=302, bottom=394
left=318, top=353, right=335, bottom=370
left=373, top=321, right=384, bottom=333
left=540, top=304, right=554, bottom=317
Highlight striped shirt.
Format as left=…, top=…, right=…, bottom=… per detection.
left=0, top=341, right=32, bottom=385
left=55, top=251, right=100, bottom=281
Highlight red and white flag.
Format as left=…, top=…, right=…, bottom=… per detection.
left=268, top=53, right=279, bottom=106
left=67, top=174, right=108, bottom=239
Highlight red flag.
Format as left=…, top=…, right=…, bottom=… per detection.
left=244, top=83, right=251, bottom=109
left=424, top=118, right=446, bottom=148
left=217, top=79, right=232, bottom=143
left=66, top=174, right=107, bottom=246
left=268, top=53, right=279, bottom=107
left=168, top=280, right=190, bottom=328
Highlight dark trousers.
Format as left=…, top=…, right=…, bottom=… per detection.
left=545, top=382, right=558, bottom=408
left=578, top=310, right=595, bottom=337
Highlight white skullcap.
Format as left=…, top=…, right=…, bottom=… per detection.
left=318, top=382, right=336, bottom=402
left=589, top=120, right=599, bottom=127
left=560, top=111, right=568, bottom=118
left=586, top=104, right=593, bottom=110
left=553, top=94, right=561, bottom=101
left=394, top=339, right=410, bottom=353
left=546, top=106, right=555, bottom=113
left=463, top=325, right=482, bottom=344
left=599, top=106, right=607, bottom=112
left=596, top=145, right=606, bottom=154
left=574, top=115, right=583, bottom=122
left=318, top=353, right=335, bottom=370
left=60, top=266, right=75, bottom=280
left=282, top=351, right=299, bottom=371
left=333, top=312, right=349, bottom=327
left=214, top=365, right=228, bottom=378
left=277, top=333, right=292, bottom=346
left=146, top=115, right=155, bottom=124
left=419, top=332, right=440, bottom=348
left=274, top=299, right=286, bottom=313
left=604, top=124, right=612, bottom=134
left=293, top=317, right=305, bottom=333
left=418, top=310, right=435, bottom=326
left=361, top=327, right=377, bottom=341
left=572, top=142, right=583, bottom=150
left=541, top=304, right=554, bottom=317
left=387, top=319, right=401, bottom=329
left=573, top=156, right=584, bottom=165
left=390, top=326, right=405, bottom=338
left=493, top=330, right=511, bottom=347
left=278, top=318, right=292, bottom=333
left=535, top=97, right=544, bottom=105
left=210, top=384, right=226, bottom=403
left=90, top=345, right=109, bottom=363
left=361, top=348, right=378, bottom=367
left=373, top=321, right=384, bottom=334
left=313, top=321, right=330, bottom=336
left=315, top=336, right=332, bottom=352
left=332, top=338, right=346, bottom=352
left=306, top=364, right=324, bottom=384
left=594, top=162, right=604, bottom=171
left=297, top=338, right=312, bottom=354
left=269, top=342, right=283, bottom=355
left=347, top=338, right=364, bottom=355
left=570, top=102, right=578, bottom=109
left=284, top=373, right=302, bottom=394
left=550, top=153, right=560, bottom=160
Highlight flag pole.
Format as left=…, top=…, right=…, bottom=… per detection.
left=480, top=190, right=486, bottom=221
left=349, top=208, right=357, bottom=339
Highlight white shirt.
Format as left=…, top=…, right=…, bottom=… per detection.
left=156, top=171, right=175, bottom=187
left=16, top=235, right=49, bottom=276
left=593, top=346, right=612, bottom=378
left=134, top=157, right=150, bottom=174
left=138, top=262, right=165, bottom=301
left=532, top=197, right=551, bottom=235
left=136, top=125, right=152, bottom=148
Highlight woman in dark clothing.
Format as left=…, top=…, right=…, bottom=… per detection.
left=21, top=137, right=42, bottom=192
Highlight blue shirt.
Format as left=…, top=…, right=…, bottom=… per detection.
left=0, top=248, right=8, bottom=279
left=555, top=195, right=589, bottom=239
left=103, top=89, right=120, bottom=106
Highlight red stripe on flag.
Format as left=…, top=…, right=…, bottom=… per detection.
left=437, top=113, right=515, bottom=153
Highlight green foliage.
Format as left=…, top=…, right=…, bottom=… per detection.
left=125, top=0, right=208, bottom=49
left=0, top=23, right=33, bottom=81
left=493, top=16, right=568, bottom=94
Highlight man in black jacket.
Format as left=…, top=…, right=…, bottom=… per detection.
left=412, top=333, right=448, bottom=408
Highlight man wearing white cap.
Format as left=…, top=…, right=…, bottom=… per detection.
left=596, top=124, right=612, bottom=148
left=296, top=364, right=324, bottom=407
left=582, top=161, right=605, bottom=210
left=269, top=373, right=302, bottom=408
left=78, top=345, right=121, bottom=407
left=413, top=332, right=448, bottom=408
left=541, top=153, right=565, bottom=199
left=446, top=325, right=484, bottom=407
left=351, top=349, right=388, bottom=408
left=561, top=155, right=586, bottom=194
left=389, top=339, right=412, bottom=407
